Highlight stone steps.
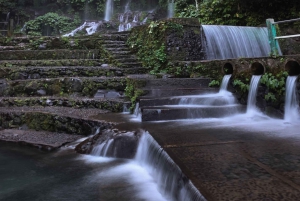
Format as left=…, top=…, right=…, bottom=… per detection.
left=0, top=77, right=126, bottom=97
left=0, top=106, right=114, bottom=135
left=119, top=62, right=143, bottom=68
left=140, top=105, right=246, bottom=121
left=0, top=49, right=100, bottom=60
left=1, top=65, right=147, bottom=80
left=0, top=59, right=103, bottom=67
left=0, top=96, right=128, bottom=112
left=140, top=88, right=219, bottom=97
left=138, top=94, right=237, bottom=107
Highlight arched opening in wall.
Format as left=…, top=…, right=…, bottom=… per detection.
left=251, top=62, right=265, bottom=75
left=285, top=60, right=300, bottom=76
left=223, top=63, right=233, bottom=75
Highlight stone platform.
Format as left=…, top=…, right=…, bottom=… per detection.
left=95, top=112, right=300, bottom=201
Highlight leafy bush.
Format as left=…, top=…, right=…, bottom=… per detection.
left=25, top=12, right=81, bottom=36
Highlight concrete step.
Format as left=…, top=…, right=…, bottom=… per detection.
left=0, top=59, right=103, bottom=67
left=0, top=49, right=100, bottom=60
left=140, top=105, right=246, bottom=121
left=105, top=47, right=129, bottom=51
left=0, top=106, right=114, bottom=135
left=119, top=62, right=143, bottom=68
left=110, top=50, right=132, bottom=55
left=0, top=66, right=125, bottom=80
left=103, top=43, right=128, bottom=48
left=1, top=77, right=126, bottom=97
left=139, top=94, right=237, bottom=107
left=115, top=58, right=139, bottom=63
left=143, top=78, right=212, bottom=89
left=0, top=96, right=129, bottom=112
left=140, top=88, right=219, bottom=98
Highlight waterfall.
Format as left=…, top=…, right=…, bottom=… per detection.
left=219, top=74, right=232, bottom=93
left=125, top=0, right=131, bottom=13
left=91, top=139, right=114, bottom=157
left=168, top=0, right=175, bottom=18
left=135, top=131, right=206, bottom=201
left=104, top=0, right=113, bottom=21
left=247, top=75, right=262, bottom=113
left=6, top=12, right=10, bottom=22
left=202, top=25, right=279, bottom=60
left=284, top=76, right=299, bottom=121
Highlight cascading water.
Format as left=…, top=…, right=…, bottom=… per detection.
left=284, top=76, right=300, bottom=121
left=63, top=21, right=103, bottom=36
left=219, top=74, right=232, bottom=93
left=246, top=75, right=262, bottom=113
left=135, top=131, right=206, bottom=201
left=202, top=25, right=280, bottom=60
left=168, top=0, right=175, bottom=18
left=91, top=139, right=114, bottom=157
left=104, top=0, right=113, bottom=21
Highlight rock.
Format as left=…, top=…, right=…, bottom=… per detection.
left=75, top=129, right=140, bottom=159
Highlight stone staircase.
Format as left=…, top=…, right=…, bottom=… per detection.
left=132, top=78, right=245, bottom=121
left=0, top=33, right=146, bottom=150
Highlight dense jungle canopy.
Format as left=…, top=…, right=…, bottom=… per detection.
left=0, top=0, right=299, bottom=35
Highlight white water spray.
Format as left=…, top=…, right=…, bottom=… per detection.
left=104, top=0, right=113, bottom=21
left=202, top=25, right=278, bottom=60
left=135, top=131, right=206, bottom=201
left=219, top=74, right=232, bottom=93
left=168, top=0, right=175, bottom=18
left=247, top=75, right=262, bottom=113
left=284, top=76, right=299, bottom=121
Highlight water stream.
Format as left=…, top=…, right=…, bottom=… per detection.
left=284, top=76, right=300, bottom=121
left=104, top=0, right=113, bottom=21
left=246, top=75, right=262, bottom=113
left=202, top=25, right=278, bottom=60
left=219, top=74, right=232, bottom=93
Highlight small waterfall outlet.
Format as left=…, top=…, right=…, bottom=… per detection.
left=219, top=74, right=232, bottom=93
left=247, top=75, right=262, bottom=113
left=104, top=0, right=113, bottom=21
left=284, top=76, right=300, bottom=121
left=135, top=131, right=206, bottom=201
left=202, top=25, right=278, bottom=60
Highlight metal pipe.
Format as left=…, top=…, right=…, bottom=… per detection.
left=275, top=34, right=300, bottom=39
left=273, top=18, right=300, bottom=24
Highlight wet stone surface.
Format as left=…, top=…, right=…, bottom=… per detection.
left=0, top=129, right=82, bottom=151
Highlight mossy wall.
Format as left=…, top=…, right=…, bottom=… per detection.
left=127, top=18, right=202, bottom=74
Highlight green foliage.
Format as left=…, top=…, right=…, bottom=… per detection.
left=127, top=21, right=183, bottom=75
left=260, top=71, right=288, bottom=102
left=124, top=79, right=147, bottom=113
left=233, top=79, right=249, bottom=93
left=177, top=0, right=245, bottom=25
left=208, top=80, right=220, bottom=87
left=176, top=0, right=300, bottom=26
left=25, top=12, right=81, bottom=36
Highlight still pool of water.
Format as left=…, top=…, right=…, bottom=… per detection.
left=0, top=142, right=169, bottom=201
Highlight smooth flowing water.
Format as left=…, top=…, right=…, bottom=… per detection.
left=284, top=76, right=300, bottom=121
left=219, top=74, right=232, bottom=93
left=168, top=0, right=175, bottom=18
left=104, top=0, right=113, bottom=21
left=135, top=131, right=206, bottom=201
left=202, top=25, right=277, bottom=60
left=246, top=75, right=262, bottom=113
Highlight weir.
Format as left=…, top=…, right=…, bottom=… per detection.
left=86, top=130, right=206, bottom=201
left=202, top=25, right=272, bottom=60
